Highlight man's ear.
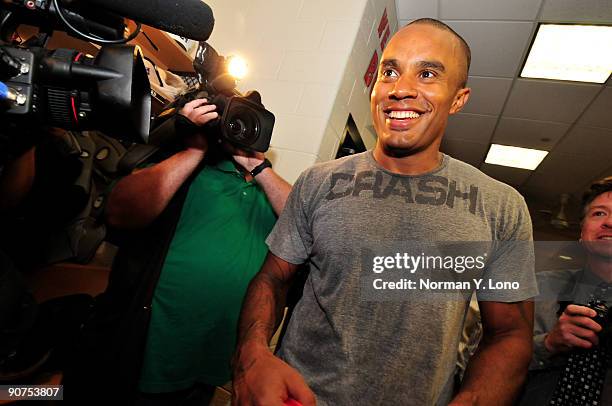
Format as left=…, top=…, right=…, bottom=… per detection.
left=450, top=87, right=471, bottom=115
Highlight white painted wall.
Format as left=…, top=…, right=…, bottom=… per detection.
left=205, top=0, right=398, bottom=183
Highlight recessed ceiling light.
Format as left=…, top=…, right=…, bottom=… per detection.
left=485, top=144, right=548, bottom=170
left=521, top=24, right=612, bottom=83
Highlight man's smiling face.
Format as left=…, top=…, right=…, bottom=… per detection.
left=370, top=23, right=470, bottom=157
left=581, top=191, right=612, bottom=259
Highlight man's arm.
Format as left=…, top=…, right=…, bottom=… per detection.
left=106, top=99, right=217, bottom=229
left=233, top=154, right=291, bottom=216
left=232, top=252, right=316, bottom=406
left=451, top=300, right=534, bottom=406
left=251, top=168, right=291, bottom=216
left=105, top=146, right=205, bottom=228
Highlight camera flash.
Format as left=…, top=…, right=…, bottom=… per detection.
left=227, top=56, right=248, bottom=80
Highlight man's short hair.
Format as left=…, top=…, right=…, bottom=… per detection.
left=405, top=18, right=471, bottom=88
left=581, top=176, right=612, bottom=218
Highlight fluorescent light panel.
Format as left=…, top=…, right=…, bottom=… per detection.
left=485, top=144, right=548, bottom=170
left=521, top=24, right=612, bottom=83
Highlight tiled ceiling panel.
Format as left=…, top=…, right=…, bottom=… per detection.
left=578, top=87, right=612, bottom=129
left=440, top=0, right=542, bottom=20
left=444, top=21, right=534, bottom=77
left=480, top=163, right=533, bottom=187
left=540, top=0, right=612, bottom=24
left=462, top=76, right=513, bottom=116
left=524, top=165, right=611, bottom=201
left=441, top=139, right=489, bottom=167
left=554, top=126, right=612, bottom=158
left=522, top=172, right=572, bottom=200
left=503, top=79, right=601, bottom=123
left=444, top=113, right=498, bottom=143
left=492, top=118, right=570, bottom=150
left=525, top=152, right=612, bottom=194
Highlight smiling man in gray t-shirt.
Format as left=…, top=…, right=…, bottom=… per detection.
left=232, top=18, right=537, bottom=406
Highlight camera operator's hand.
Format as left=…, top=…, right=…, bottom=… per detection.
left=232, top=342, right=316, bottom=406
left=233, top=149, right=265, bottom=173
left=231, top=147, right=290, bottom=215
left=544, top=304, right=602, bottom=354
left=179, top=98, right=218, bottom=153
left=179, top=98, right=218, bottom=126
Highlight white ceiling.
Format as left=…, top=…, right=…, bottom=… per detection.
left=396, top=0, right=612, bottom=206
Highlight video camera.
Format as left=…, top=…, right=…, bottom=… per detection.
left=0, top=0, right=161, bottom=164
left=1, top=0, right=275, bottom=166
left=156, top=42, right=275, bottom=153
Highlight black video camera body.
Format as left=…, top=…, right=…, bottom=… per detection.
left=176, top=41, right=276, bottom=153
left=0, top=1, right=153, bottom=165
left=0, top=44, right=150, bottom=142
left=152, top=40, right=276, bottom=154
left=175, top=84, right=275, bottom=153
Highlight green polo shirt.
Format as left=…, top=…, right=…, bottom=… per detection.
left=138, top=159, right=276, bottom=393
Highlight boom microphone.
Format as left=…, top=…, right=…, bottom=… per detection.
left=85, top=0, right=215, bottom=41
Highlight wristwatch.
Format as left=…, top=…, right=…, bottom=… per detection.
left=250, top=158, right=272, bottom=177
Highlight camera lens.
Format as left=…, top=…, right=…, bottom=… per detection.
left=228, top=119, right=247, bottom=137
left=225, top=106, right=260, bottom=145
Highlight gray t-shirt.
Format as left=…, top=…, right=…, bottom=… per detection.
left=266, top=151, right=537, bottom=405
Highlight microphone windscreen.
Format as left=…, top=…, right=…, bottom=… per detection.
left=87, top=0, right=215, bottom=41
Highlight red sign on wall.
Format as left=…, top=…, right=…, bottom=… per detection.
left=377, top=9, right=389, bottom=38
left=380, top=24, right=391, bottom=50
left=363, top=8, right=390, bottom=90
left=377, top=8, right=391, bottom=51
left=363, top=50, right=378, bottom=88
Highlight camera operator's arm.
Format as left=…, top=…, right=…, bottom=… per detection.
left=0, top=147, right=36, bottom=212
left=106, top=100, right=218, bottom=229
left=233, top=152, right=291, bottom=216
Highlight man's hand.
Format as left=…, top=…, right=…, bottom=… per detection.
left=233, top=148, right=265, bottom=173
left=179, top=98, right=218, bottom=153
left=179, top=98, right=218, bottom=126
left=232, top=343, right=316, bottom=406
left=544, top=304, right=602, bottom=354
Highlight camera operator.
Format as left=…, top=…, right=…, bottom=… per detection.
left=518, top=177, right=612, bottom=405
left=79, top=95, right=291, bottom=405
